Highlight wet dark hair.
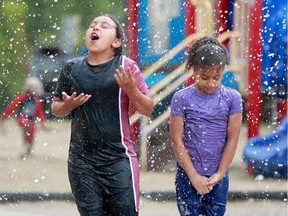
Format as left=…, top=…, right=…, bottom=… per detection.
left=106, top=14, right=126, bottom=56
left=185, top=36, right=229, bottom=71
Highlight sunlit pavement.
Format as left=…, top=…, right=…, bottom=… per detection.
left=0, top=120, right=287, bottom=215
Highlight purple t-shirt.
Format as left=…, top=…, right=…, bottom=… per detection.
left=171, top=84, right=243, bottom=176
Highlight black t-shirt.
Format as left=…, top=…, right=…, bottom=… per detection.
left=54, top=56, right=130, bottom=163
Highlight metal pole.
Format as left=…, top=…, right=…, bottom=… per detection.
left=247, top=0, right=263, bottom=138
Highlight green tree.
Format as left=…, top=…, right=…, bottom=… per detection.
left=0, top=1, right=29, bottom=111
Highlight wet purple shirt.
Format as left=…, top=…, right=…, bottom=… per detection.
left=171, top=84, right=243, bottom=176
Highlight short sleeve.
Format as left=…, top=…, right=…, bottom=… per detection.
left=53, top=60, right=75, bottom=100
left=170, top=91, right=185, bottom=118
left=229, top=90, right=243, bottom=115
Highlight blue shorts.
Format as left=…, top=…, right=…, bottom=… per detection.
left=175, top=165, right=229, bottom=216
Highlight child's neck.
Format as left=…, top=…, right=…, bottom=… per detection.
left=87, top=51, right=115, bottom=66
left=194, top=84, right=220, bottom=95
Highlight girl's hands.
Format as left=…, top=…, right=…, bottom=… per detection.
left=190, top=174, right=214, bottom=195
left=114, top=66, right=138, bottom=94
left=51, top=92, right=91, bottom=118
left=114, top=65, right=153, bottom=116
left=61, top=92, right=91, bottom=112
left=207, top=172, right=222, bottom=188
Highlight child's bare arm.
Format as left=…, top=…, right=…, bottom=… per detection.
left=170, top=115, right=212, bottom=195
left=208, top=112, right=242, bottom=186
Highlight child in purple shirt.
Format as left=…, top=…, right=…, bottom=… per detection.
left=170, top=36, right=243, bottom=216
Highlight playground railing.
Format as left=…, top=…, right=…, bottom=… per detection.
left=131, top=31, right=242, bottom=171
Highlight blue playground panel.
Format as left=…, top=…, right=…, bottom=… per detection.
left=138, top=0, right=186, bottom=66
left=221, top=71, right=239, bottom=90
left=261, top=0, right=287, bottom=98
left=145, top=72, right=168, bottom=87
left=243, top=117, right=288, bottom=179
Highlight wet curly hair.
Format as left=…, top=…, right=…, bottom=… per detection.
left=106, top=14, right=126, bottom=56
left=185, top=36, right=229, bottom=71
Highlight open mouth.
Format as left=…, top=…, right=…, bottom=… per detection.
left=91, top=33, right=99, bottom=41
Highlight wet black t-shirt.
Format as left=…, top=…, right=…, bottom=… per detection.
left=55, top=55, right=150, bottom=211
left=54, top=56, right=128, bottom=164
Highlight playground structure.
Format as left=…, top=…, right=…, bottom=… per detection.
left=126, top=0, right=287, bottom=172
left=243, top=116, right=287, bottom=179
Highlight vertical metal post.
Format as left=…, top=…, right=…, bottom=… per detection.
left=247, top=0, right=263, bottom=138
left=127, top=0, right=139, bottom=62
left=127, top=0, right=140, bottom=145
left=140, top=116, right=149, bottom=171
left=191, top=0, right=213, bottom=36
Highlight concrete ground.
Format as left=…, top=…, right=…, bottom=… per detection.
left=0, top=119, right=287, bottom=215
left=0, top=199, right=287, bottom=216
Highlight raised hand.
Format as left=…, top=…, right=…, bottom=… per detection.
left=52, top=91, right=92, bottom=118
left=114, top=66, right=138, bottom=95
left=61, top=91, right=92, bottom=112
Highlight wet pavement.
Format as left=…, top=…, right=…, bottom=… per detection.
left=0, top=120, right=287, bottom=215
left=0, top=199, right=287, bottom=216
